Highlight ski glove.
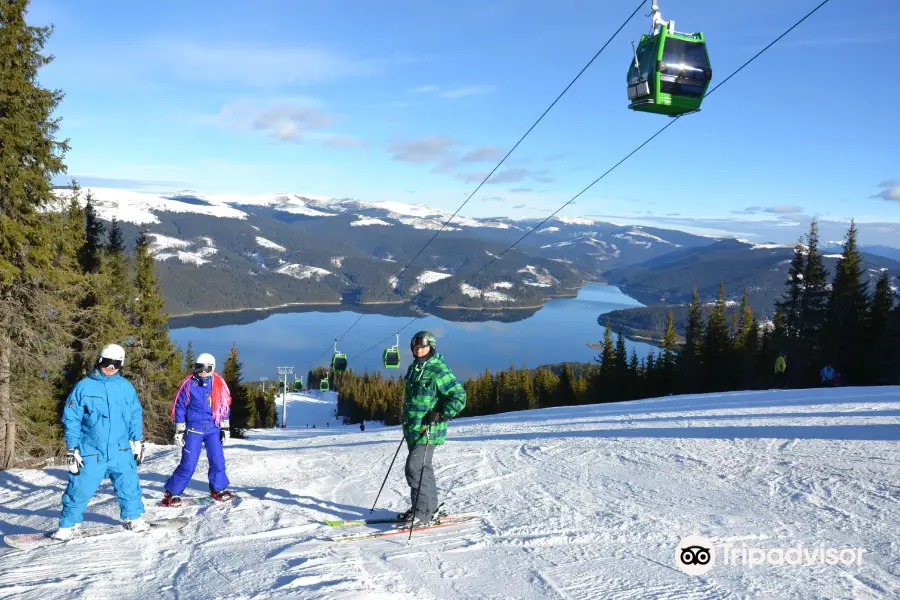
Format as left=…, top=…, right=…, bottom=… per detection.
left=220, top=420, right=230, bottom=444
left=422, top=410, right=449, bottom=425
left=130, top=440, right=144, bottom=465
left=174, top=423, right=186, bottom=448
left=66, top=448, right=84, bottom=475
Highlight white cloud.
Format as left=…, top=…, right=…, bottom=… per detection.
left=152, top=40, right=383, bottom=86
left=210, top=99, right=335, bottom=143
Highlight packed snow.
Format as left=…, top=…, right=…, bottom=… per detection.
left=2, top=387, right=897, bottom=599
left=491, top=281, right=514, bottom=289
left=538, top=227, right=561, bottom=234
left=255, top=236, right=286, bottom=252
left=275, top=264, right=332, bottom=281
left=417, top=270, right=453, bottom=286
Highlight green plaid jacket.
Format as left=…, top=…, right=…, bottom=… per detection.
left=402, top=353, right=467, bottom=446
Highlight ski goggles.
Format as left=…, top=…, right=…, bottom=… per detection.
left=98, top=358, right=123, bottom=369
left=411, top=336, right=432, bottom=349
left=193, top=363, right=214, bottom=373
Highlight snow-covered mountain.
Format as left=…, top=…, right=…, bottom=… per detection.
left=47, top=186, right=719, bottom=315
left=2, top=386, right=897, bottom=598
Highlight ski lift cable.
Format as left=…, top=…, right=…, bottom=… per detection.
left=304, top=0, right=651, bottom=369
left=348, top=0, right=835, bottom=361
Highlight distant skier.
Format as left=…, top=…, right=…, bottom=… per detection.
left=820, top=364, right=837, bottom=387
left=398, top=331, right=467, bottom=526
left=360, top=422, right=365, bottom=432
left=774, top=352, right=787, bottom=388
left=160, top=353, right=233, bottom=506
left=52, top=344, right=148, bottom=540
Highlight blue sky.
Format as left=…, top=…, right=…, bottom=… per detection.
left=30, top=0, right=900, bottom=246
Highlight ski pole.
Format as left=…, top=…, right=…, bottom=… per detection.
left=408, top=426, right=430, bottom=543
left=369, top=435, right=405, bottom=513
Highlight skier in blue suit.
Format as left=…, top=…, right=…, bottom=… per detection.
left=160, top=352, right=233, bottom=506
left=52, top=344, right=148, bottom=540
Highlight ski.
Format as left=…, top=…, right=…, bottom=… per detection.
left=153, top=488, right=267, bottom=508
left=327, top=515, right=480, bottom=542
left=3, top=517, right=190, bottom=551
left=325, top=502, right=449, bottom=527
left=325, top=512, right=475, bottom=528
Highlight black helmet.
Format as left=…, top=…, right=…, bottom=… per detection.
left=410, top=331, right=437, bottom=356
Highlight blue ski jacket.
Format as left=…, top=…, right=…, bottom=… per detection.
left=172, top=374, right=230, bottom=432
left=62, top=368, right=143, bottom=459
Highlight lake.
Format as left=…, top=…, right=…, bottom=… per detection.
left=168, top=284, right=655, bottom=382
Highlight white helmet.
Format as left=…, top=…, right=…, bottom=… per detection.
left=98, top=343, right=125, bottom=365
left=194, top=353, right=216, bottom=372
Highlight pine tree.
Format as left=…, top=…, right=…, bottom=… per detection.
left=659, top=310, right=678, bottom=392
left=614, top=330, right=628, bottom=401
left=733, top=289, right=758, bottom=389
left=866, top=272, right=896, bottom=384
left=678, top=287, right=704, bottom=393
left=823, top=220, right=869, bottom=384
left=107, top=217, right=125, bottom=253
left=79, top=192, right=105, bottom=274
left=798, top=219, right=830, bottom=384
left=703, top=280, right=732, bottom=392
left=127, top=229, right=182, bottom=443
left=0, top=1, right=71, bottom=469
left=184, top=341, right=195, bottom=374
left=775, top=239, right=806, bottom=341
left=222, top=343, right=256, bottom=436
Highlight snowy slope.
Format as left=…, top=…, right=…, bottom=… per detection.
left=1, top=387, right=898, bottom=599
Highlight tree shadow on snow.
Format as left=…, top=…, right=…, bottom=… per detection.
left=463, top=386, right=900, bottom=428
left=258, top=488, right=395, bottom=522
left=552, top=408, right=900, bottom=430
left=0, top=506, right=121, bottom=541
left=454, top=423, right=900, bottom=444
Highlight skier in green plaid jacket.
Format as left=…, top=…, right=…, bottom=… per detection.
left=398, top=331, right=466, bottom=525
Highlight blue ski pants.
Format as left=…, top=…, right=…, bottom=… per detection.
left=60, top=447, right=144, bottom=527
left=164, top=425, right=229, bottom=495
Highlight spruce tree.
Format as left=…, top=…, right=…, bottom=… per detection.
left=798, top=219, right=830, bottom=384
left=775, top=239, right=806, bottom=341
left=223, top=343, right=256, bottom=436
left=733, top=290, right=757, bottom=389
left=823, top=220, right=869, bottom=384
left=866, top=272, right=896, bottom=384
left=678, top=287, right=704, bottom=393
left=703, top=280, right=731, bottom=392
left=79, top=191, right=104, bottom=274
left=184, top=341, right=195, bottom=374
left=127, top=229, right=182, bottom=443
left=0, top=0, right=71, bottom=468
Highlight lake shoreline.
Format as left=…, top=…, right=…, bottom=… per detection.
left=168, top=281, right=606, bottom=320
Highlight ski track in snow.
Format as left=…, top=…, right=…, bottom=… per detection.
left=1, top=388, right=899, bottom=599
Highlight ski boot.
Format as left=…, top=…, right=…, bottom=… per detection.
left=124, top=517, right=150, bottom=533
left=159, top=491, right=182, bottom=507
left=49, top=523, right=80, bottom=541
left=210, top=489, right=233, bottom=502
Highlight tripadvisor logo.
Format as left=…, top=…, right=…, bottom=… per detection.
left=675, top=535, right=866, bottom=575
left=676, top=535, right=716, bottom=576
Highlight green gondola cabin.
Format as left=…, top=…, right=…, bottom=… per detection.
left=332, top=352, right=347, bottom=373
left=319, top=378, right=330, bottom=392
left=627, top=6, right=711, bottom=117
left=383, top=347, right=400, bottom=368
